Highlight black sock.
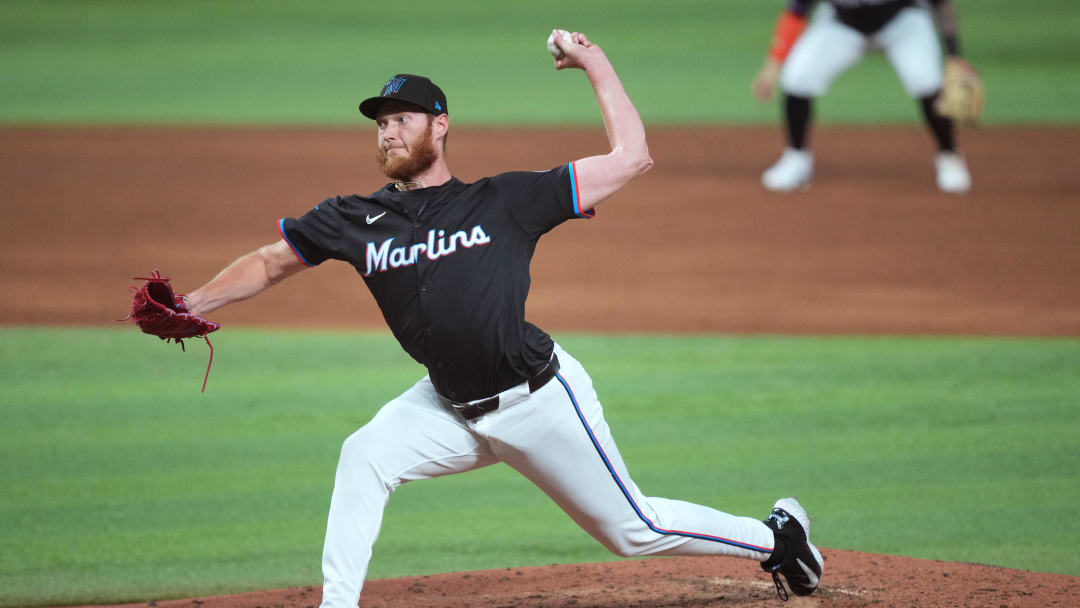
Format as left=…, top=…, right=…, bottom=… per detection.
left=785, top=94, right=812, bottom=150
left=762, top=535, right=788, bottom=568
left=920, top=93, right=956, bottom=152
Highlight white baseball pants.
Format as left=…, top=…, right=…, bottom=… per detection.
left=781, top=4, right=945, bottom=98
left=319, top=343, right=775, bottom=608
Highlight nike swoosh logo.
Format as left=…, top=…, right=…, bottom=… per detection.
left=366, top=211, right=387, bottom=224
left=796, top=557, right=820, bottom=588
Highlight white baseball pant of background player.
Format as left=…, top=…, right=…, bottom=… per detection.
left=319, top=343, right=776, bottom=608
left=780, top=3, right=943, bottom=99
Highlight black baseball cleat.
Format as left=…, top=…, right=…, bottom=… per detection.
left=760, top=497, right=823, bottom=601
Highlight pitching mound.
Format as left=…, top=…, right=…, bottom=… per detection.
left=74, top=550, right=1078, bottom=608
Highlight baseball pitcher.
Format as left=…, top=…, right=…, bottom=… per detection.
left=179, top=31, right=823, bottom=605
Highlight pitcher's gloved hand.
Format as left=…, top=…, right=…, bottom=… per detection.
left=123, top=269, right=220, bottom=392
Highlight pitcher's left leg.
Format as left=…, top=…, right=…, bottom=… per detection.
left=479, top=344, right=774, bottom=561
left=320, top=377, right=497, bottom=608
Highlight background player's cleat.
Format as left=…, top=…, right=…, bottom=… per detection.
left=762, top=148, right=813, bottom=192
left=935, top=152, right=972, bottom=194
left=760, top=497, right=823, bottom=600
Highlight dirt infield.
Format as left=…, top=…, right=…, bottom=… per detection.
left=7, top=125, right=1080, bottom=606
left=3, top=125, right=1079, bottom=334
left=73, top=550, right=1080, bottom=608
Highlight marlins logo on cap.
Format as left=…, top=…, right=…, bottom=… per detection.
left=359, top=74, right=448, bottom=119
left=382, top=76, right=407, bottom=96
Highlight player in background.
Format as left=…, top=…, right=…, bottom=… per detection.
left=181, top=32, right=822, bottom=606
left=752, top=0, right=973, bottom=193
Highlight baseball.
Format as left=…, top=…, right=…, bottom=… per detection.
left=546, top=29, right=573, bottom=59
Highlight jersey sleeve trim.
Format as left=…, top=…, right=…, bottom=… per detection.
left=278, top=218, right=317, bottom=267
left=569, top=161, right=595, bottom=218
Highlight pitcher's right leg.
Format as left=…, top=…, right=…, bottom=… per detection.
left=481, top=345, right=775, bottom=562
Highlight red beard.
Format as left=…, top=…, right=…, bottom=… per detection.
left=376, top=120, right=438, bottom=181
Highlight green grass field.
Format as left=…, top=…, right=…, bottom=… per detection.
left=1, top=0, right=1078, bottom=125
left=2, top=328, right=1078, bottom=607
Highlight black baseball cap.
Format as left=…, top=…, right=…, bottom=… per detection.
left=359, top=74, right=448, bottom=119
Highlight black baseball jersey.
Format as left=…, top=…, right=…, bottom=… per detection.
left=279, top=163, right=591, bottom=403
left=789, top=0, right=946, bottom=34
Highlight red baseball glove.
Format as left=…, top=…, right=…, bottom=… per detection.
left=123, top=269, right=220, bottom=392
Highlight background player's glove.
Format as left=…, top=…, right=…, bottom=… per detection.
left=935, top=58, right=985, bottom=126
left=123, top=269, right=220, bottom=392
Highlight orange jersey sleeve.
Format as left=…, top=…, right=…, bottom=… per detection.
left=768, top=10, right=809, bottom=63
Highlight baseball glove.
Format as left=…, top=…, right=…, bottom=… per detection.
left=123, top=269, right=220, bottom=392
left=935, top=58, right=985, bottom=126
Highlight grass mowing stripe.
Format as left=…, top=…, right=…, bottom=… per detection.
left=1, top=0, right=1078, bottom=125
left=1, top=328, right=1078, bottom=606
